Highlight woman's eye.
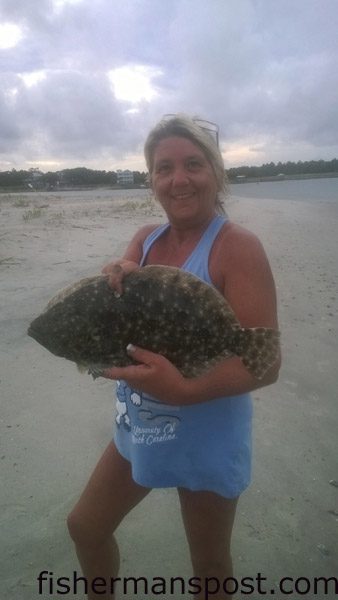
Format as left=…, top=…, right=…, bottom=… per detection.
left=156, top=164, right=171, bottom=174
left=187, top=159, right=202, bottom=170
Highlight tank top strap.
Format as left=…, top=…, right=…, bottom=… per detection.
left=182, top=214, right=228, bottom=284
left=140, top=223, right=170, bottom=266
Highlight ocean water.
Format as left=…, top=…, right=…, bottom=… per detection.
left=5, top=177, right=337, bottom=205
left=229, top=177, right=338, bottom=203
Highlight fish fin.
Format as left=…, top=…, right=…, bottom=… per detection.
left=87, top=366, right=105, bottom=380
left=76, top=363, right=103, bottom=379
left=232, top=327, right=280, bottom=380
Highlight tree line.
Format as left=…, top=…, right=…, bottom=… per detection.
left=227, top=158, right=338, bottom=180
left=0, top=167, right=147, bottom=189
left=0, top=158, right=337, bottom=189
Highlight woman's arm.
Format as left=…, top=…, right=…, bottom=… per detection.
left=181, top=225, right=281, bottom=402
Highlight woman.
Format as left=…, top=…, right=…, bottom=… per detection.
left=67, top=115, right=281, bottom=599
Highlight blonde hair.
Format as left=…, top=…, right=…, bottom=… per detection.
left=144, top=114, right=228, bottom=213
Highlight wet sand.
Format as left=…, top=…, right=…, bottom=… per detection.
left=1, top=189, right=337, bottom=599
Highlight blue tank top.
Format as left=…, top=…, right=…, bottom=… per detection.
left=113, top=215, right=252, bottom=498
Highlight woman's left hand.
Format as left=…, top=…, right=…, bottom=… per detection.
left=101, top=344, right=188, bottom=405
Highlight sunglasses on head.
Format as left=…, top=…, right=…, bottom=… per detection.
left=162, top=114, right=219, bottom=147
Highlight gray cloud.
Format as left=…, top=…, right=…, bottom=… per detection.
left=0, top=0, right=337, bottom=169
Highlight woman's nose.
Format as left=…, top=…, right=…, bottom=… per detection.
left=171, top=166, right=190, bottom=186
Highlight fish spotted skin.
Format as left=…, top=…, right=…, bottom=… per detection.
left=28, top=265, right=280, bottom=379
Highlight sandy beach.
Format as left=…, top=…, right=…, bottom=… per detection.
left=1, top=188, right=337, bottom=599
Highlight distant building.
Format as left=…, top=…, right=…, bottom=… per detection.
left=116, top=169, right=134, bottom=185
left=25, top=169, right=44, bottom=190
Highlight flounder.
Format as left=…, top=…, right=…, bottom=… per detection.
left=27, top=265, right=280, bottom=379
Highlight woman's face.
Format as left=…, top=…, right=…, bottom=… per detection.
left=151, top=136, right=218, bottom=227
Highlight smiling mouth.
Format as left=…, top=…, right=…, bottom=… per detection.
left=173, top=193, right=195, bottom=200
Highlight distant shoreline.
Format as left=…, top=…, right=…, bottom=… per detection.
left=229, top=171, right=338, bottom=184
left=1, top=172, right=338, bottom=193
left=0, top=183, right=151, bottom=194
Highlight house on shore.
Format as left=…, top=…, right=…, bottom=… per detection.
left=116, top=169, right=134, bottom=186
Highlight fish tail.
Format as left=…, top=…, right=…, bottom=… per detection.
left=232, top=327, right=280, bottom=380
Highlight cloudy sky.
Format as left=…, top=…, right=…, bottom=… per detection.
left=1, top=0, right=337, bottom=172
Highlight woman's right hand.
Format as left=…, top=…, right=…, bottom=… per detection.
left=101, top=259, right=140, bottom=295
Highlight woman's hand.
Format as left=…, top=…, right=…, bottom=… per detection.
left=101, top=259, right=140, bottom=295
left=101, top=344, right=189, bottom=405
